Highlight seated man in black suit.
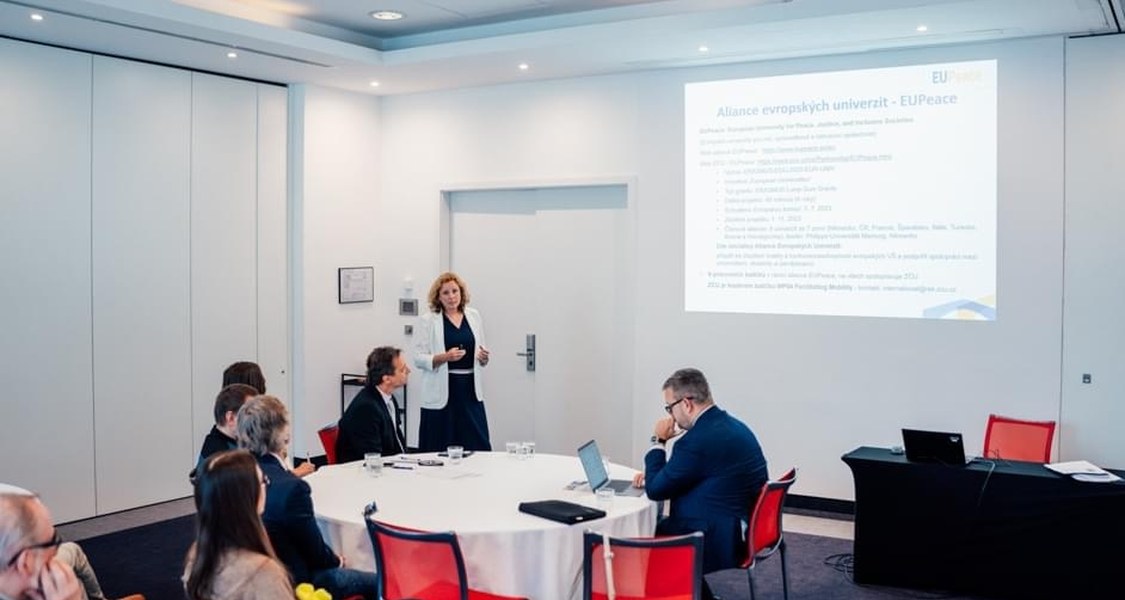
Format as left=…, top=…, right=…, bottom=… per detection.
left=336, top=346, right=410, bottom=463
left=237, top=395, right=377, bottom=599
left=634, top=368, right=769, bottom=600
left=198, top=383, right=258, bottom=464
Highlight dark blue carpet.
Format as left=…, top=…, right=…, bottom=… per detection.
left=81, top=515, right=194, bottom=600
left=708, top=532, right=985, bottom=600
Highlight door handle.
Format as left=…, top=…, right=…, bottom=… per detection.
left=516, top=334, right=536, bottom=371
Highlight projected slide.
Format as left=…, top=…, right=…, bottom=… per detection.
left=685, top=60, right=997, bottom=320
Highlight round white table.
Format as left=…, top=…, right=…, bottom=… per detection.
left=307, top=451, right=658, bottom=600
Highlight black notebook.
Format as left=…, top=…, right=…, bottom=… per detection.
left=518, top=500, right=606, bottom=524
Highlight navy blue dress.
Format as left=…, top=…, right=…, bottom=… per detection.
left=418, top=313, right=492, bottom=452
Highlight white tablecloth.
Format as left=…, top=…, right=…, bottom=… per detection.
left=307, top=452, right=657, bottom=600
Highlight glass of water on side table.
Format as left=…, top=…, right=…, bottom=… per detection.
left=364, top=452, right=382, bottom=477
left=521, top=441, right=536, bottom=459
left=506, top=441, right=519, bottom=458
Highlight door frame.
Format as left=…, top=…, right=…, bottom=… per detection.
left=436, top=175, right=641, bottom=460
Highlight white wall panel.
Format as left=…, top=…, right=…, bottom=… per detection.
left=191, top=74, right=259, bottom=454
left=91, top=57, right=193, bottom=512
left=0, top=39, right=95, bottom=523
left=1061, top=35, right=1125, bottom=468
left=257, top=85, right=291, bottom=405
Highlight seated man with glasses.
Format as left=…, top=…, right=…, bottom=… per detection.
left=0, top=486, right=145, bottom=600
left=0, top=488, right=81, bottom=600
left=632, top=368, right=768, bottom=600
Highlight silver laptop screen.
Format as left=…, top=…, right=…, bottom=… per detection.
left=577, top=440, right=610, bottom=490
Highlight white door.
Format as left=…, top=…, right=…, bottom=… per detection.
left=448, top=185, right=635, bottom=463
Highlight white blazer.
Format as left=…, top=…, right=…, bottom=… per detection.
left=412, top=307, right=487, bottom=410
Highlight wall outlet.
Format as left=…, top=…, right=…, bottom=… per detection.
left=1082, top=373, right=1092, bottom=384
left=404, top=324, right=413, bottom=336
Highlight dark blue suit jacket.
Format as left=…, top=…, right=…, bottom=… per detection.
left=336, top=386, right=404, bottom=464
left=257, top=454, right=340, bottom=583
left=644, top=406, right=768, bottom=573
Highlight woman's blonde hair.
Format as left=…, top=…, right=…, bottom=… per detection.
left=426, top=272, right=470, bottom=313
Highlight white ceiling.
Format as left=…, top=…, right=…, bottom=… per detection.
left=0, top=0, right=1120, bottom=95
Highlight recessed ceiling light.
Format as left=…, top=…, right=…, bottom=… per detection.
left=30, top=13, right=43, bottom=21
left=916, top=24, right=928, bottom=32
left=227, top=51, right=238, bottom=59
left=518, top=63, right=530, bottom=71
left=369, top=81, right=381, bottom=87
left=370, top=10, right=404, bottom=21
left=698, top=45, right=710, bottom=53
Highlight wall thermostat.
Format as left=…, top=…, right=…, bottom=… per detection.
left=399, top=298, right=418, bottom=316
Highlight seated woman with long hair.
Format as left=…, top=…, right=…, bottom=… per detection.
left=184, top=449, right=293, bottom=599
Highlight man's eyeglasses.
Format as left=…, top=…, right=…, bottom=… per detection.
left=6, top=530, right=62, bottom=567
left=664, top=396, right=693, bottom=414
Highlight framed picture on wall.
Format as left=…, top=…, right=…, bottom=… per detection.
left=338, top=267, right=374, bottom=304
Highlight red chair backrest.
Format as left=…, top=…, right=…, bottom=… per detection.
left=318, top=424, right=339, bottom=465
left=743, top=468, right=797, bottom=568
left=983, top=414, right=1055, bottom=462
left=366, top=519, right=468, bottom=600
left=583, top=531, right=704, bottom=600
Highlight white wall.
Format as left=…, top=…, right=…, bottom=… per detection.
left=305, top=36, right=1064, bottom=501
left=629, top=37, right=1064, bottom=499
left=0, top=38, right=288, bottom=519
left=290, top=85, right=389, bottom=455
left=1061, top=35, right=1125, bottom=469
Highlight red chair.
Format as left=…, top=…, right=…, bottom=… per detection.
left=582, top=531, right=704, bottom=600
left=364, top=518, right=527, bottom=600
left=983, top=414, right=1056, bottom=462
left=317, top=424, right=339, bottom=465
left=742, top=468, right=797, bottom=600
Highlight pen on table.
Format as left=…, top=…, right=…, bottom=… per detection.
left=391, top=464, right=414, bottom=470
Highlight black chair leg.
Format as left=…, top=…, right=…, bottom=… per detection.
left=747, top=566, right=756, bottom=600
left=779, top=539, right=789, bottom=600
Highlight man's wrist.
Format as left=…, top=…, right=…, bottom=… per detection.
left=649, top=434, right=665, bottom=445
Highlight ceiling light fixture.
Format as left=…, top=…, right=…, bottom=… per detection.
left=698, top=45, right=709, bottom=53
left=916, top=25, right=928, bottom=32
left=369, top=81, right=381, bottom=87
left=370, top=10, right=404, bottom=21
left=30, top=13, right=43, bottom=21
left=518, top=63, right=530, bottom=71
left=227, top=51, right=238, bottom=59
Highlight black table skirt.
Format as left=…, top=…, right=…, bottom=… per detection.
left=843, top=446, right=1125, bottom=599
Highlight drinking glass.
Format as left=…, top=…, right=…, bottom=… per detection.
left=506, top=441, right=520, bottom=458
left=363, top=452, right=382, bottom=477
left=447, top=445, right=464, bottom=464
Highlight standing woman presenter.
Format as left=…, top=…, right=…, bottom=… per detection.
left=414, top=272, right=492, bottom=452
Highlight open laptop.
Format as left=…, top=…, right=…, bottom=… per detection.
left=901, top=428, right=973, bottom=465
left=577, top=440, right=644, bottom=496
